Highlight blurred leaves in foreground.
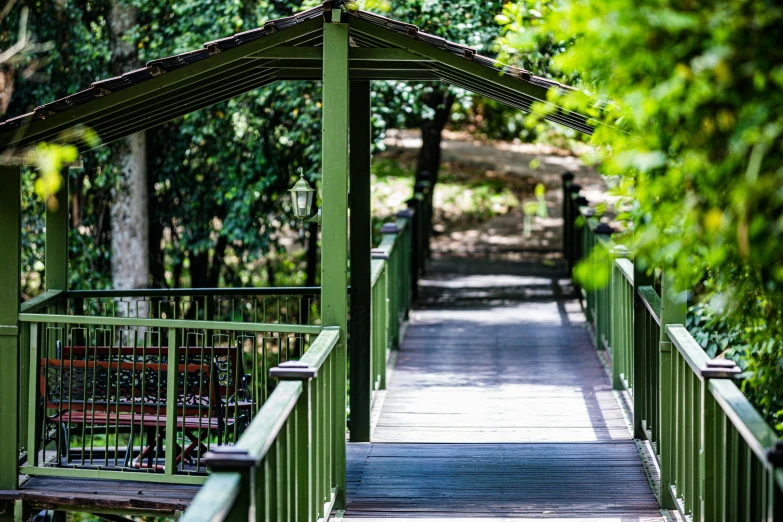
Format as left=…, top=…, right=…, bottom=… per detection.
left=499, top=0, right=783, bottom=428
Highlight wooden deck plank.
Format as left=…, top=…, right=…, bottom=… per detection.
left=0, top=476, right=199, bottom=514
left=345, top=257, right=662, bottom=520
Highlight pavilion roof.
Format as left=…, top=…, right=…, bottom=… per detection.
left=0, top=2, right=593, bottom=151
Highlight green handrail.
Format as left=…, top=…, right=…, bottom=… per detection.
left=181, top=327, right=341, bottom=522
left=565, top=178, right=783, bottom=520
left=19, top=313, right=320, bottom=334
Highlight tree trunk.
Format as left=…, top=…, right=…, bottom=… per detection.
left=147, top=128, right=165, bottom=288
left=110, top=133, right=149, bottom=289
left=188, top=236, right=227, bottom=289
left=415, top=88, right=455, bottom=186
left=109, top=0, right=149, bottom=292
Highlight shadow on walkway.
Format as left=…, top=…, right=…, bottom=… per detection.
left=345, top=254, right=662, bottom=520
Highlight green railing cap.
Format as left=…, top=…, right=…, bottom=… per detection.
left=561, top=171, right=575, bottom=182
left=610, top=245, right=630, bottom=256
left=269, top=360, right=317, bottom=380
left=371, top=248, right=389, bottom=260
left=767, top=441, right=783, bottom=467
left=202, top=447, right=256, bottom=471
left=701, top=358, right=742, bottom=380
left=380, top=223, right=400, bottom=234
left=593, top=222, right=614, bottom=235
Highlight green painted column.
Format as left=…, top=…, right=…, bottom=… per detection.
left=321, top=12, right=349, bottom=508
left=610, top=245, right=629, bottom=390
left=45, top=174, right=69, bottom=294
left=349, top=80, right=372, bottom=443
left=0, top=165, right=22, bottom=496
left=632, top=258, right=653, bottom=440
left=658, top=270, right=686, bottom=510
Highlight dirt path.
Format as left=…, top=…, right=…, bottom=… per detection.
left=383, top=129, right=609, bottom=260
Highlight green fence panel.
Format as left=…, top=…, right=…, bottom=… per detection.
left=566, top=190, right=783, bottom=520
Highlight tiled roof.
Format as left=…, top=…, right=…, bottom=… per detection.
left=0, top=1, right=591, bottom=147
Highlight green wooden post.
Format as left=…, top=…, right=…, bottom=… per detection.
left=658, top=270, right=686, bottom=510
left=321, top=12, right=349, bottom=509
left=396, top=211, right=413, bottom=318
left=295, top=382, right=313, bottom=522
left=349, top=79, right=372, bottom=443
left=610, top=245, right=629, bottom=390
left=0, top=165, right=21, bottom=499
left=560, top=172, right=574, bottom=272
left=632, top=257, right=653, bottom=440
left=405, top=198, right=420, bottom=300
left=700, top=379, right=717, bottom=522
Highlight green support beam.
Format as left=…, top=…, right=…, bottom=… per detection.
left=276, top=70, right=439, bottom=81
left=257, top=59, right=431, bottom=71
left=0, top=165, right=21, bottom=499
left=349, top=80, right=372, bottom=443
left=251, top=47, right=433, bottom=61
left=321, top=16, right=349, bottom=509
left=349, top=17, right=548, bottom=100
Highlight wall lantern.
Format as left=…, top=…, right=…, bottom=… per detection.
left=289, top=168, right=320, bottom=223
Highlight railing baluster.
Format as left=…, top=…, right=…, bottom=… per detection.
left=165, top=327, right=177, bottom=476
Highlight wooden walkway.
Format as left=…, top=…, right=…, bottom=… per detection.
left=345, top=257, right=664, bottom=520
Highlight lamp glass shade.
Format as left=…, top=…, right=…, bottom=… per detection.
left=289, top=174, right=315, bottom=219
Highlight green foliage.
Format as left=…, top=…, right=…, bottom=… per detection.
left=8, top=0, right=323, bottom=291
left=688, top=302, right=783, bottom=432
left=366, top=0, right=506, bottom=137
left=500, top=0, right=783, bottom=427
left=495, top=0, right=572, bottom=80
left=370, top=156, right=519, bottom=240
left=454, top=0, right=584, bottom=145
left=521, top=183, right=547, bottom=237
left=573, top=241, right=610, bottom=291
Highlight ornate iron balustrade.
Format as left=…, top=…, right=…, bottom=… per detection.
left=18, top=311, right=320, bottom=484
left=66, top=287, right=320, bottom=326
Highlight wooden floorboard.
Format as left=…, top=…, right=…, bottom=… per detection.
left=0, top=476, right=199, bottom=514
left=345, top=257, right=663, bottom=520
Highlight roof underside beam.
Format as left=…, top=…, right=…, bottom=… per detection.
left=0, top=18, right=324, bottom=150
left=252, top=59, right=431, bottom=70
left=277, top=70, right=439, bottom=81
left=249, top=47, right=434, bottom=62
left=348, top=17, right=593, bottom=134
left=0, top=11, right=594, bottom=152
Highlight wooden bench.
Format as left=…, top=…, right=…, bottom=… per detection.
left=38, top=342, right=252, bottom=470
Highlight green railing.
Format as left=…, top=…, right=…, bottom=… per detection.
left=183, top=327, right=342, bottom=522
left=4, top=181, right=425, bottom=516
left=176, top=200, right=421, bottom=522
left=564, top=173, right=783, bottom=520
left=370, top=259, right=388, bottom=393
left=19, top=311, right=320, bottom=484
left=66, top=287, right=321, bottom=325
left=374, top=216, right=412, bottom=349
left=609, top=253, right=633, bottom=391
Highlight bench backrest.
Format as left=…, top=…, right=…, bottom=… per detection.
left=39, top=343, right=238, bottom=418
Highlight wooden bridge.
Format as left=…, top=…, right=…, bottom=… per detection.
left=345, top=255, right=662, bottom=520
left=2, top=3, right=783, bottom=522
